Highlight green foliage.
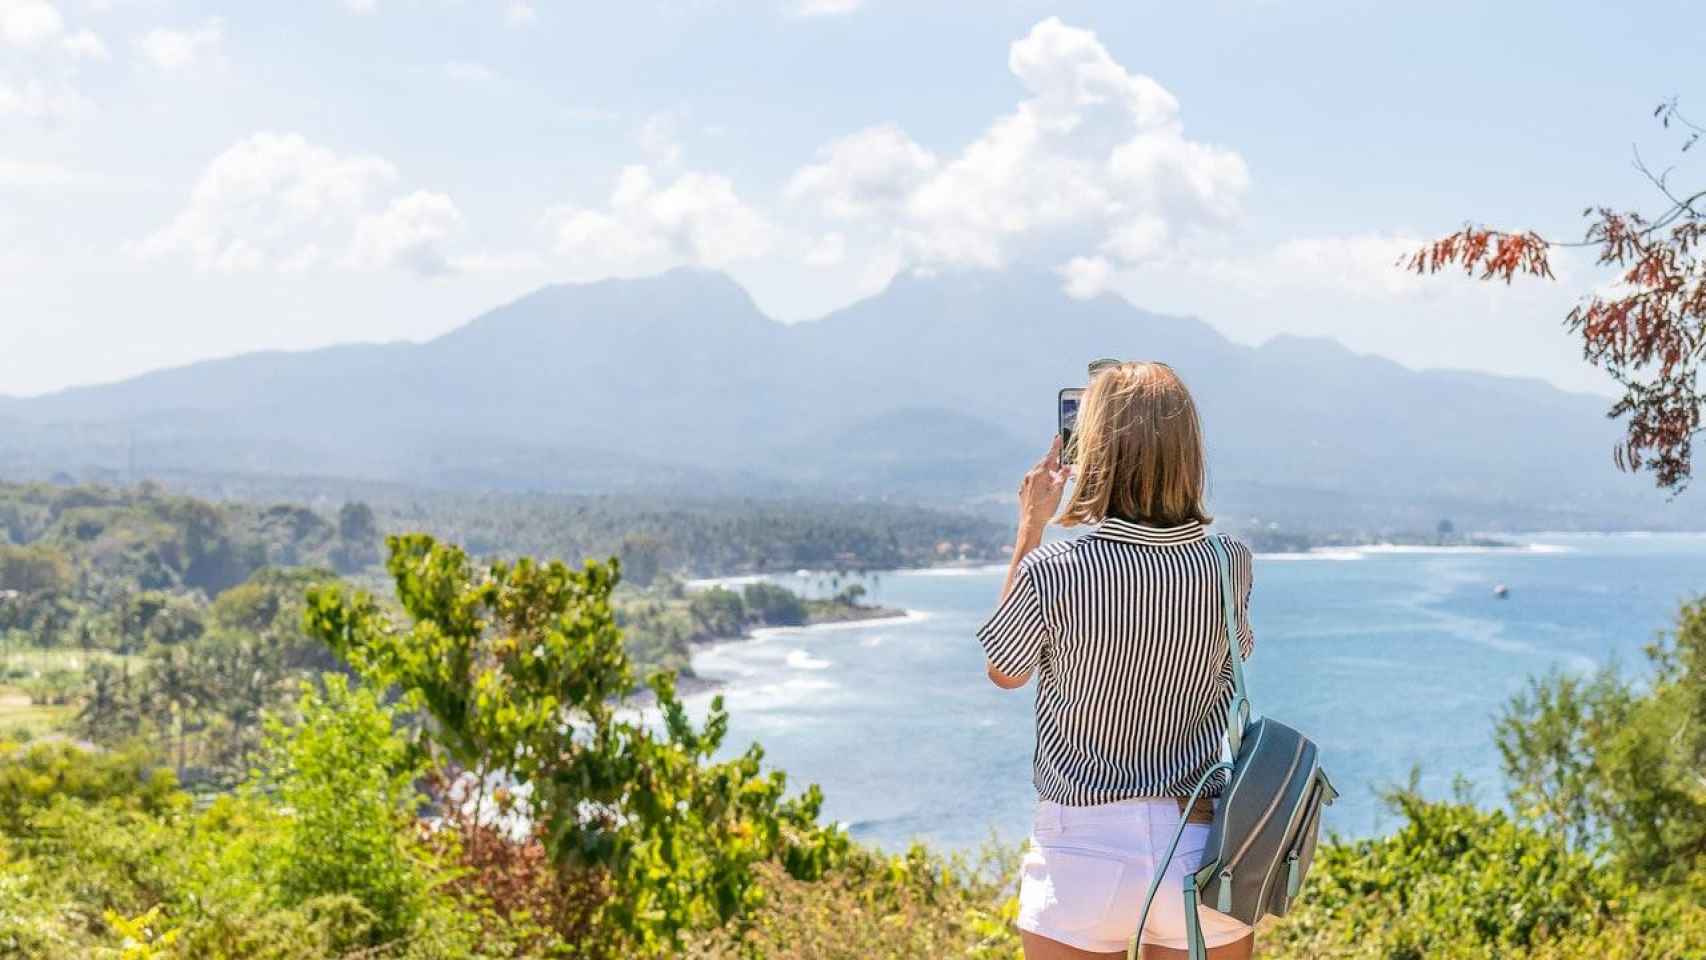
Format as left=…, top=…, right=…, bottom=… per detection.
left=104, top=905, right=180, bottom=959
left=0, top=740, right=181, bottom=834
left=0, top=543, right=72, bottom=594
left=688, top=586, right=747, bottom=638
left=332, top=502, right=381, bottom=574
left=305, top=533, right=850, bottom=954
left=71, top=567, right=345, bottom=784
left=619, top=534, right=665, bottom=588
left=1497, top=597, right=1706, bottom=884
left=687, top=841, right=1022, bottom=960
left=1269, top=597, right=1706, bottom=958
left=1267, top=789, right=1616, bottom=957
left=740, top=583, right=806, bottom=627
left=118, top=590, right=206, bottom=651
left=358, top=489, right=1005, bottom=577
left=261, top=674, right=432, bottom=944
left=0, top=695, right=503, bottom=959
left=0, top=482, right=371, bottom=606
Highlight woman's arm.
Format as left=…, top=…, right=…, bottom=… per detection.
left=984, top=435, right=1069, bottom=689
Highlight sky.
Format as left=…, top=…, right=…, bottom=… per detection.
left=1, top=0, right=1701, bottom=397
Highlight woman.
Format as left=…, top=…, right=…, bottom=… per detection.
left=978, top=362, right=1256, bottom=960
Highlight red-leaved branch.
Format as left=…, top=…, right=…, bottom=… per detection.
left=1405, top=100, right=1706, bottom=493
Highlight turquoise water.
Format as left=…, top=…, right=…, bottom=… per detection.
left=683, top=534, right=1706, bottom=852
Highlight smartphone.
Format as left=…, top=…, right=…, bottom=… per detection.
left=1058, top=388, right=1084, bottom=465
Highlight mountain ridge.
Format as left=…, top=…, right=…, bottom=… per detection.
left=0, top=267, right=1685, bottom=530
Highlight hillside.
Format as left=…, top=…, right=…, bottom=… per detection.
left=0, top=267, right=1687, bottom=530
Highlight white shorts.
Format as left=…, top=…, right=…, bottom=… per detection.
left=1018, top=798, right=1254, bottom=954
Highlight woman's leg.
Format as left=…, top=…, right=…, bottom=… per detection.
left=1020, top=930, right=1255, bottom=960
left=1020, top=930, right=1125, bottom=960
left=1141, top=932, right=1255, bottom=960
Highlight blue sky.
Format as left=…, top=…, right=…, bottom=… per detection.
left=2, top=0, right=1701, bottom=396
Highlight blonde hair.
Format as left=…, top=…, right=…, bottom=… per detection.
left=1058, top=361, right=1211, bottom=527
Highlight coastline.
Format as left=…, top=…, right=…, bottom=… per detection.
left=667, top=533, right=1579, bottom=696
left=670, top=608, right=930, bottom=699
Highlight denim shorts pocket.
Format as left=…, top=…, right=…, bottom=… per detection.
left=1020, top=845, right=1128, bottom=934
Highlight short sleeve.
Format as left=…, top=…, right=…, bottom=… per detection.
left=977, top=565, right=1049, bottom=677
left=1232, top=539, right=1255, bottom=660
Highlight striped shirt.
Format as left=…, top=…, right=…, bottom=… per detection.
left=977, top=518, right=1255, bottom=806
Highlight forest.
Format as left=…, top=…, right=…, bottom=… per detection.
left=2, top=480, right=1705, bottom=957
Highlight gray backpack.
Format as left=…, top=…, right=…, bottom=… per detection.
left=1130, top=535, right=1337, bottom=960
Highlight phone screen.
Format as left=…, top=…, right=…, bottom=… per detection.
left=1058, top=388, right=1084, bottom=465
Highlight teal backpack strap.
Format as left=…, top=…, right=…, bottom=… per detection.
left=1207, top=535, right=1250, bottom=755
left=1128, top=760, right=1231, bottom=960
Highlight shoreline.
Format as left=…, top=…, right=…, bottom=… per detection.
left=684, top=537, right=1577, bottom=585
left=674, top=608, right=931, bottom=698
left=666, top=533, right=1586, bottom=697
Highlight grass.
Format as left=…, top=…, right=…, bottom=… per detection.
left=0, top=648, right=134, bottom=742
left=0, top=648, right=138, bottom=678
left=0, top=688, right=74, bottom=740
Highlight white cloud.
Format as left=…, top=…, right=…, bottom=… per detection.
left=140, top=131, right=467, bottom=277
left=788, top=0, right=863, bottom=16
left=341, top=0, right=536, bottom=24
left=135, top=19, right=222, bottom=71
left=503, top=1, right=536, bottom=26
left=60, top=27, right=104, bottom=59
left=802, top=231, right=846, bottom=266
left=1179, top=233, right=1432, bottom=301
left=781, top=17, right=1249, bottom=290
left=1058, top=255, right=1112, bottom=299
left=347, top=190, right=463, bottom=275
left=786, top=125, right=938, bottom=221
left=547, top=165, right=774, bottom=274
left=0, top=0, right=62, bottom=48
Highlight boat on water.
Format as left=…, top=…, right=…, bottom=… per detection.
left=1494, top=584, right=1509, bottom=599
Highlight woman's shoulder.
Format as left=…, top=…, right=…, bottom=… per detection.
left=1016, top=538, right=1078, bottom=575
left=1212, top=533, right=1256, bottom=582
left=1215, top=533, right=1254, bottom=559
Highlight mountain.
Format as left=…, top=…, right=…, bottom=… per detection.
left=0, top=267, right=1689, bottom=531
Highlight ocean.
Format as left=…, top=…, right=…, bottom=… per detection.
left=682, top=533, right=1706, bottom=853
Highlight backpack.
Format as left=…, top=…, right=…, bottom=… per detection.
left=1129, top=535, right=1338, bottom=960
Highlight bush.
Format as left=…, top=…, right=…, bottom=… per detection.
left=0, top=740, right=181, bottom=835
left=1266, top=787, right=1616, bottom=958
left=741, top=582, right=807, bottom=626
left=687, top=841, right=1022, bottom=960
left=305, top=534, right=850, bottom=956
left=688, top=586, right=747, bottom=637
left=260, top=674, right=435, bottom=947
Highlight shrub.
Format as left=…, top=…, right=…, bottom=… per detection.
left=305, top=534, right=850, bottom=956
left=1263, top=787, right=1695, bottom=959
left=0, top=740, right=181, bottom=835
left=259, top=674, right=434, bottom=947
left=741, top=582, right=807, bottom=626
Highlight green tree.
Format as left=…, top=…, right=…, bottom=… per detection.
left=1497, top=598, right=1706, bottom=884
left=742, top=582, right=807, bottom=626
left=617, top=534, right=664, bottom=588
left=332, top=503, right=381, bottom=574
left=304, top=534, right=847, bottom=955
left=0, top=543, right=72, bottom=594
left=262, top=674, right=430, bottom=946
left=687, top=587, right=746, bottom=638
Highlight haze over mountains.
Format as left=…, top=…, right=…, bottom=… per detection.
left=1, top=268, right=1690, bottom=531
